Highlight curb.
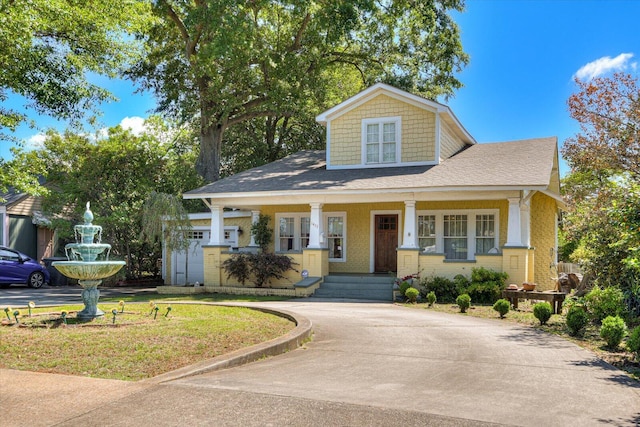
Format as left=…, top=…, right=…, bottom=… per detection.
left=141, top=302, right=313, bottom=384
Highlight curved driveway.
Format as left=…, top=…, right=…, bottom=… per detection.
left=2, top=296, right=639, bottom=426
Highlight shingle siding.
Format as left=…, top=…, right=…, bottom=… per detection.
left=329, top=94, right=436, bottom=166
left=440, top=119, right=467, bottom=160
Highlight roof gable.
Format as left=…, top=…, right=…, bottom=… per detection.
left=315, top=83, right=476, bottom=146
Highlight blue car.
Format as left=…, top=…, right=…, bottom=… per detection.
left=0, top=246, right=50, bottom=288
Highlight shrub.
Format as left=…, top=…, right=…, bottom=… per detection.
left=405, top=287, right=419, bottom=303
left=426, top=291, right=437, bottom=307
left=465, top=267, right=508, bottom=304
left=456, top=293, right=471, bottom=313
left=599, top=315, right=628, bottom=350
left=420, top=276, right=459, bottom=303
left=627, top=326, right=640, bottom=360
left=492, top=299, right=510, bottom=318
left=533, top=302, right=552, bottom=325
left=221, top=253, right=251, bottom=285
left=399, top=281, right=412, bottom=296
left=453, top=274, right=470, bottom=293
left=623, top=282, right=640, bottom=320
left=562, top=296, right=585, bottom=315
left=250, top=214, right=273, bottom=251
left=222, top=252, right=297, bottom=287
left=566, top=305, right=590, bottom=336
left=584, top=286, right=626, bottom=324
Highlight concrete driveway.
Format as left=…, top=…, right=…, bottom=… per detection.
left=1, top=299, right=639, bottom=426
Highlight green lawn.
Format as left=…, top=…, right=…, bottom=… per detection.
left=0, top=297, right=295, bottom=381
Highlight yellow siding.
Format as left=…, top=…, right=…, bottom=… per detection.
left=530, top=192, right=558, bottom=290
left=329, top=94, right=436, bottom=166
left=440, top=120, right=467, bottom=160
left=325, top=202, right=400, bottom=273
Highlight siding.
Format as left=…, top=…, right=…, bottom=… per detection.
left=440, top=119, right=467, bottom=160
left=329, top=94, right=436, bottom=166
left=530, top=192, right=558, bottom=290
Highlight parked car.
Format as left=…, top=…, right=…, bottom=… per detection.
left=0, top=246, right=50, bottom=288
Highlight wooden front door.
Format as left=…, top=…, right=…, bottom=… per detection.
left=375, top=214, right=398, bottom=273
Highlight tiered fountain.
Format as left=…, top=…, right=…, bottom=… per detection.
left=53, top=202, right=126, bottom=319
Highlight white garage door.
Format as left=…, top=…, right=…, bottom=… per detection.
left=173, top=230, right=206, bottom=285
left=172, top=228, right=239, bottom=285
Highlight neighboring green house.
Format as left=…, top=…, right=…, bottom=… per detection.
left=177, top=83, right=563, bottom=297
left=0, top=190, right=55, bottom=262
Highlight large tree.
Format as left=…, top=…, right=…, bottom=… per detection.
left=0, top=0, right=151, bottom=135
left=561, top=72, right=639, bottom=297
left=10, top=122, right=204, bottom=278
left=130, top=0, right=468, bottom=182
left=0, top=0, right=151, bottom=197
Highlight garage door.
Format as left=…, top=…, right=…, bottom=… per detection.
left=172, top=228, right=239, bottom=285
left=172, top=230, right=206, bottom=285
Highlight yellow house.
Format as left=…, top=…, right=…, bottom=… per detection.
left=181, top=84, right=563, bottom=298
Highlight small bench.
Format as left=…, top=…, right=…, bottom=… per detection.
left=502, top=289, right=566, bottom=314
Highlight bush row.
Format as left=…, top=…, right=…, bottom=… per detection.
left=417, top=267, right=508, bottom=304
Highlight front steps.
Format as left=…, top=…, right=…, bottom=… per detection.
left=312, top=274, right=394, bottom=301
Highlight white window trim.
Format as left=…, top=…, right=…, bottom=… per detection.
left=417, top=209, right=500, bottom=260
left=361, top=116, right=401, bottom=166
left=275, top=212, right=347, bottom=262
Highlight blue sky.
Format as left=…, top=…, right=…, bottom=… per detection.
left=3, top=0, right=639, bottom=177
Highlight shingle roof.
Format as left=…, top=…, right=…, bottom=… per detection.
left=184, top=137, right=558, bottom=198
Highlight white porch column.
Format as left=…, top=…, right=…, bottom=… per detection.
left=308, top=202, right=324, bottom=249
left=401, top=200, right=417, bottom=248
left=520, top=200, right=531, bottom=248
left=505, top=197, right=523, bottom=246
left=208, top=204, right=225, bottom=245
left=249, top=210, right=260, bottom=247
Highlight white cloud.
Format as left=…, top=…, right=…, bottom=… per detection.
left=26, top=133, right=46, bottom=149
left=119, top=116, right=147, bottom=136
left=574, top=53, right=636, bottom=80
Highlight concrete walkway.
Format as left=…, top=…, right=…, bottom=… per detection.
left=1, top=299, right=639, bottom=426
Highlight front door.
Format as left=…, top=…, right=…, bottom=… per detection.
left=374, top=214, right=398, bottom=273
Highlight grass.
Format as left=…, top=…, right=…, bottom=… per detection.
left=407, top=299, right=640, bottom=381
left=0, top=297, right=295, bottom=381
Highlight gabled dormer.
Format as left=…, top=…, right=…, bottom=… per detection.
left=316, top=83, right=476, bottom=170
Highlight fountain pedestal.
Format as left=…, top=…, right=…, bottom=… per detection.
left=78, top=280, right=104, bottom=318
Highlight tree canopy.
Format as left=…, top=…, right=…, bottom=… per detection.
left=129, top=0, right=469, bottom=182
left=9, top=121, right=204, bottom=278
left=561, top=72, right=639, bottom=297
left=0, top=0, right=151, bottom=135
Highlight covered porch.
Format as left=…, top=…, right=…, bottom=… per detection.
left=185, top=188, right=558, bottom=292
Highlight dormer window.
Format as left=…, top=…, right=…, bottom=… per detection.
left=362, top=117, right=401, bottom=165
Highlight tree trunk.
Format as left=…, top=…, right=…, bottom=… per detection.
left=197, top=117, right=224, bottom=183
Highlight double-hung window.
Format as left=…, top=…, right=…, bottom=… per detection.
left=275, top=212, right=346, bottom=262
left=444, top=214, right=468, bottom=260
left=363, top=117, right=400, bottom=165
left=417, top=210, right=499, bottom=260
left=475, top=214, right=496, bottom=254
left=418, top=215, right=436, bottom=253
left=327, top=216, right=344, bottom=260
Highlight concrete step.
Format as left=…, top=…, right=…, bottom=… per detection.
left=312, top=275, right=394, bottom=301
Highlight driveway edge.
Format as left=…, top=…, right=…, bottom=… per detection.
left=142, top=302, right=313, bottom=384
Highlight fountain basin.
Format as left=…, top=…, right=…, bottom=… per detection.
left=52, top=261, right=125, bottom=280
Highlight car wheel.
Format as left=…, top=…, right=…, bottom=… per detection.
left=28, top=272, right=45, bottom=288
